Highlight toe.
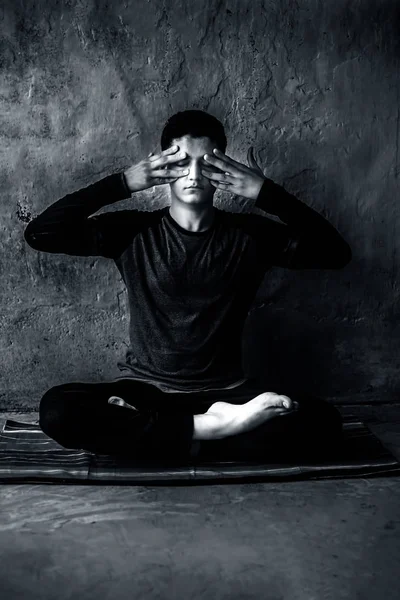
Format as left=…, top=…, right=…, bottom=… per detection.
left=279, top=395, right=292, bottom=409
left=277, top=398, right=299, bottom=416
left=253, top=392, right=295, bottom=412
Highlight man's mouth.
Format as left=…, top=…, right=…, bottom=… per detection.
left=185, top=186, right=204, bottom=190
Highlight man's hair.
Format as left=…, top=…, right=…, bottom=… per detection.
left=160, top=109, right=227, bottom=152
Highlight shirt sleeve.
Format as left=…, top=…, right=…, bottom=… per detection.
left=251, top=178, right=352, bottom=269
left=24, top=172, right=150, bottom=259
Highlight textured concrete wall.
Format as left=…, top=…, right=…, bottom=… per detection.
left=1, top=0, right=399, bottom=409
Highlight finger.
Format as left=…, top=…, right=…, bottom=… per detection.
left=203, top=153, right=233, bottom=172
left=204, top=153, right=247, bottom=176
left=247, top=147, right=264, bottom=174
left=161, top=144, right=180, bottom=156
left=148, top=150, right=162, bottom=162
left=153, top=178, right=179, bottom=185
left=200, top=164, right=227, bottom=175
left=148, top=145, right=180, bottom=163
left=209, top=180, right=233, bottom=190
left=151, top=168, right=189, bottom=178
left=201, top=168, right=236, bottom=183
left=211, top=148, right=249, bottom=171
left=247, top=147, right=256, bottom=168
left=152, top=151, right=187, bottom=168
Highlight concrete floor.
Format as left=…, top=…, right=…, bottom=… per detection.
left=1, top=404, right=400, bottom=600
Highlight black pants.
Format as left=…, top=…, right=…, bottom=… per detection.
left=39, top=378, right=343, bottom=463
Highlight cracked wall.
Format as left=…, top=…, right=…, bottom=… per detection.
left=1, top=0, right=400, bottom=408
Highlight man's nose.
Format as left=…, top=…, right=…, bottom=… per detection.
left=188, top=161, right=202, bottom=180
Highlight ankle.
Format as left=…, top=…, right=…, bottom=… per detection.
left=192, top=413, right=225, bottom=441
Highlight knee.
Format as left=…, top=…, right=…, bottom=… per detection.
left=328, top=402, right=342, bottom=430
left=39, top=385, right=73, bottom=445
left=301, top=394, right=343, bottom=436
left=314, top=397, right=342, bottom=434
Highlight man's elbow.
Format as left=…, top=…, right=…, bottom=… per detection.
left=332, top=240, right=352, bottom=269
left=24, top=220, right=41, bottom=250
left=292, top=237, right=352, bottom=269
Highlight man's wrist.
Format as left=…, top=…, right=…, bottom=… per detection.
left=253, top=177, right=281, bottom=211
left=249, top=176, right=266, bottom=201
left=122, top=171, right=134, bottom=194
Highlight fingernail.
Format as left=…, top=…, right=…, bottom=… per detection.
left=204, top=154, right=209, bottom=159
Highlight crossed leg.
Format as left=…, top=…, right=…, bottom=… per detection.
left=39, top=378, right=342, bottom=462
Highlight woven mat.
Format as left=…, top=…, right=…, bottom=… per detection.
left=0, top=418, right=399, bottom=484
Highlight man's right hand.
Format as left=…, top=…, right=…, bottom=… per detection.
left=123, top=145, right=189, bottom=193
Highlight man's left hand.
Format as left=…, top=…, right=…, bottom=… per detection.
left=202, top=147, right=266, bottom=201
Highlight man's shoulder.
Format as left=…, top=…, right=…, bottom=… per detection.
left=90, top=206, right=166, bottom=228
left=88, top=207, right=168, bottom=259
left=217, top=207, right=284, bottom=235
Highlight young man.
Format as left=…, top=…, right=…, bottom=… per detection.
left=24, top=110, right=351, bottom=463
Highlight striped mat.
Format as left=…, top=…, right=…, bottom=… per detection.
left=0, top=418, right=399, bottom=484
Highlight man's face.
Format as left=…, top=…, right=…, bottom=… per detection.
left=168, top=135, right=218, bottom=206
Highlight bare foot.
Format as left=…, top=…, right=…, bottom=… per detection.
left=193, top=392, right=299, bottom=440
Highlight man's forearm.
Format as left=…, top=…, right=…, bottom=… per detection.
left=255, top=178, right=352, bottom=269
left=24, top=172, right=131, bottom=255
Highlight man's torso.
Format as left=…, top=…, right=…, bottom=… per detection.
left=112, top=206, right=272, bottom=391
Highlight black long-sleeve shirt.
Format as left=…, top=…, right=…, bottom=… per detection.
left=24, top=172, right=351, bottom=393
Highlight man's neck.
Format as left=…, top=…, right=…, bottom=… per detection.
left=169, top=201, right=215, bottom=233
